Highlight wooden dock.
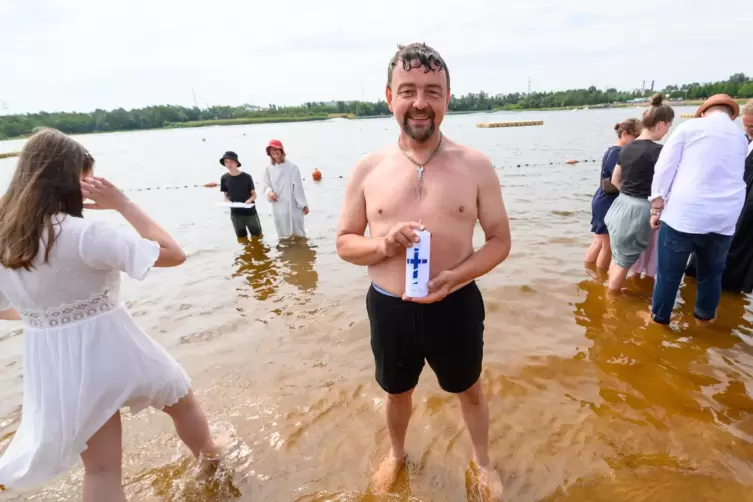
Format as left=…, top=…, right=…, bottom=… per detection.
left=477, top=120, right=544, bottom=128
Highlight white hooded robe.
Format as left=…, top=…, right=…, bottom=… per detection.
left=262, top=161, right=308, bottom=239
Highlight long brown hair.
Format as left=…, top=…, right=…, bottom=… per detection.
left=642, top=93, right=675, bottom=128
left=0, top=128, right=94, bottom=270
left=268, top=150, right=286, bottom=165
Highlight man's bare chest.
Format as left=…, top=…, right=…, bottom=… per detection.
left=364, top=164, right=478, bottom=221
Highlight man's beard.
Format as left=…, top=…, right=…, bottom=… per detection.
left=402, top=113, right=436, bottom=142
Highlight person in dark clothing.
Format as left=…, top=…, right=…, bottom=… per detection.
left=585, top=118, right=642, bottom=269
left=219, top=151, right=262, bottom=240
left=686, top=99, right=753, bottom=293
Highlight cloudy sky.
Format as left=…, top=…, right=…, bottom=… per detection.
left=1, top=0, right=751, bottom=114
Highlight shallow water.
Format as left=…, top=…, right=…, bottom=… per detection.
left=2, top=108, right=753, bottom=501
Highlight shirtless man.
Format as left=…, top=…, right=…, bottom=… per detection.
left=336, top=43, right=511, bottom=499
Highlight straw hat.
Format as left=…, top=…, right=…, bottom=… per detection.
left=695, top=94, right=740, bottom=119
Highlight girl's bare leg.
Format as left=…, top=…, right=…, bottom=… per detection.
left=584, top=236, right=602, bottom=264
left=81, top=412, right=126, bottom=502
left=161, top=390, right=219, bottom=473
left=595, top=235, right=612, bottom=270
left=607, top=261, right=630, bottom=293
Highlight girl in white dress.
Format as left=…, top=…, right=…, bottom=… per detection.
left=0, top=128, right=218, bottom=501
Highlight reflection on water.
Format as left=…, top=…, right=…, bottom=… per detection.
left=277, top=239, right=319, bottom=293
left=564, top=278, right=753, bottom=501
left=233, top=238, right=280, bottom=301
left=232, top=237, right=319, bottom=304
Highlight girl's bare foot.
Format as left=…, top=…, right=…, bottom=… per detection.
left=477, top=463, right=504, bottom=501
left=370, top=451, right=406, bottom=493
left=195, top=449, right=222, bottom=481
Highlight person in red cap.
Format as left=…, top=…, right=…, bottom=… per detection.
left=648, top=94, right=748, bottom=324
left=261, top=140, right=309, bottom=240
left=335, top=43, right=509, bottom=499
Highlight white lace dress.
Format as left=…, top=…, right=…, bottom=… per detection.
left=0, top=215, right=191, bottom=490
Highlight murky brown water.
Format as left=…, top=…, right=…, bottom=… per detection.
left=2, top=108, right=753, bottom=501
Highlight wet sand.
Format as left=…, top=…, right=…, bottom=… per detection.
left=2, top=109, right=753, bottom=501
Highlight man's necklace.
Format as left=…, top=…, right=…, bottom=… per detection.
left=397, top=131, right=444, bottom=183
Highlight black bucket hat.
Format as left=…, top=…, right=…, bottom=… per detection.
left=219, top=151, right=241, bottom=167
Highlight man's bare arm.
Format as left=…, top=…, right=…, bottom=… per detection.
left=450, top=154, right=511, bottom=285
left=336, top=154, right=387, bottom=266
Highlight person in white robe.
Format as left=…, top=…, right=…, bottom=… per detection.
left=262, top=139, right=309, bottom=240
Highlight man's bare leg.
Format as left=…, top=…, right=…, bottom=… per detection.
left=372, top=388, right=413, bottom=493
left=458, top=381, right=504, bottom=501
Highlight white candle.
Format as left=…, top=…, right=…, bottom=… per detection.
left=404, top=230, right=431, bottom=298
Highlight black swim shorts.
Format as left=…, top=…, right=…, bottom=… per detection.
left=366, top=281, right=485, bottom=395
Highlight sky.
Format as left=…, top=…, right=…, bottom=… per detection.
left=1, top=0, right=752, bottom=114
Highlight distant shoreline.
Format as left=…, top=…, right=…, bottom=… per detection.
left=164, top=115, right=330, bottom=128
left=489, top=98, right=748, bottom=113
left=1, top=99, right=747, bottom=144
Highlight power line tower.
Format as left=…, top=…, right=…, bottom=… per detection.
left=527, top=76, right=532, bottom=94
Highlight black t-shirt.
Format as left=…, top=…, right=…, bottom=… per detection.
left=220, top=172, right=257, bottom=216
left=618, top=139, right=663, bottom=199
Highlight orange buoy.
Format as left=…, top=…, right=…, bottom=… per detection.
left=566, top=159, right=579, bottom=165
left=312, top=168, right=322, bottom=182
left=203, top=181, right=218, bottom=188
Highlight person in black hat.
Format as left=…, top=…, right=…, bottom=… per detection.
left=219, top=151, right=262, bottom=240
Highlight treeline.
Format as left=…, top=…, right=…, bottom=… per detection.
left=0, top=73, right=750, bottom=140
left=449, top=73, right=753, bottom=111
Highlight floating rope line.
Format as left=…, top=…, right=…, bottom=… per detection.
left=118, top=159, right=599, bottom=192
left=492, top=158, right=600, bottom=169
left=122, top=184, right=209, bottom=192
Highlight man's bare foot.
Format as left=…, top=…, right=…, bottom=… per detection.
left=477, top=463, right=504, bottom=501
left=371, top=452, right=406, bottom=494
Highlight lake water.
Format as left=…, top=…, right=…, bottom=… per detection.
left=2, top=108, right=753, bottom=502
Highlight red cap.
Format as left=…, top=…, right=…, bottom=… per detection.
left=266, top=139, right=285, bottom=156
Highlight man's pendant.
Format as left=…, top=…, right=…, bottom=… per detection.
left=417, top=166, right=424, bottom=181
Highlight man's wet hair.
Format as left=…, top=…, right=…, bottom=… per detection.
left=387, top=43, right=450, bottom=90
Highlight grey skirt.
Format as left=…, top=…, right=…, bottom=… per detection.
left=604, top=193, right=651, bottom=269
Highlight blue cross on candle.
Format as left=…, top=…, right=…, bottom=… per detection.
left=407, top=247, right=428, bottom=280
